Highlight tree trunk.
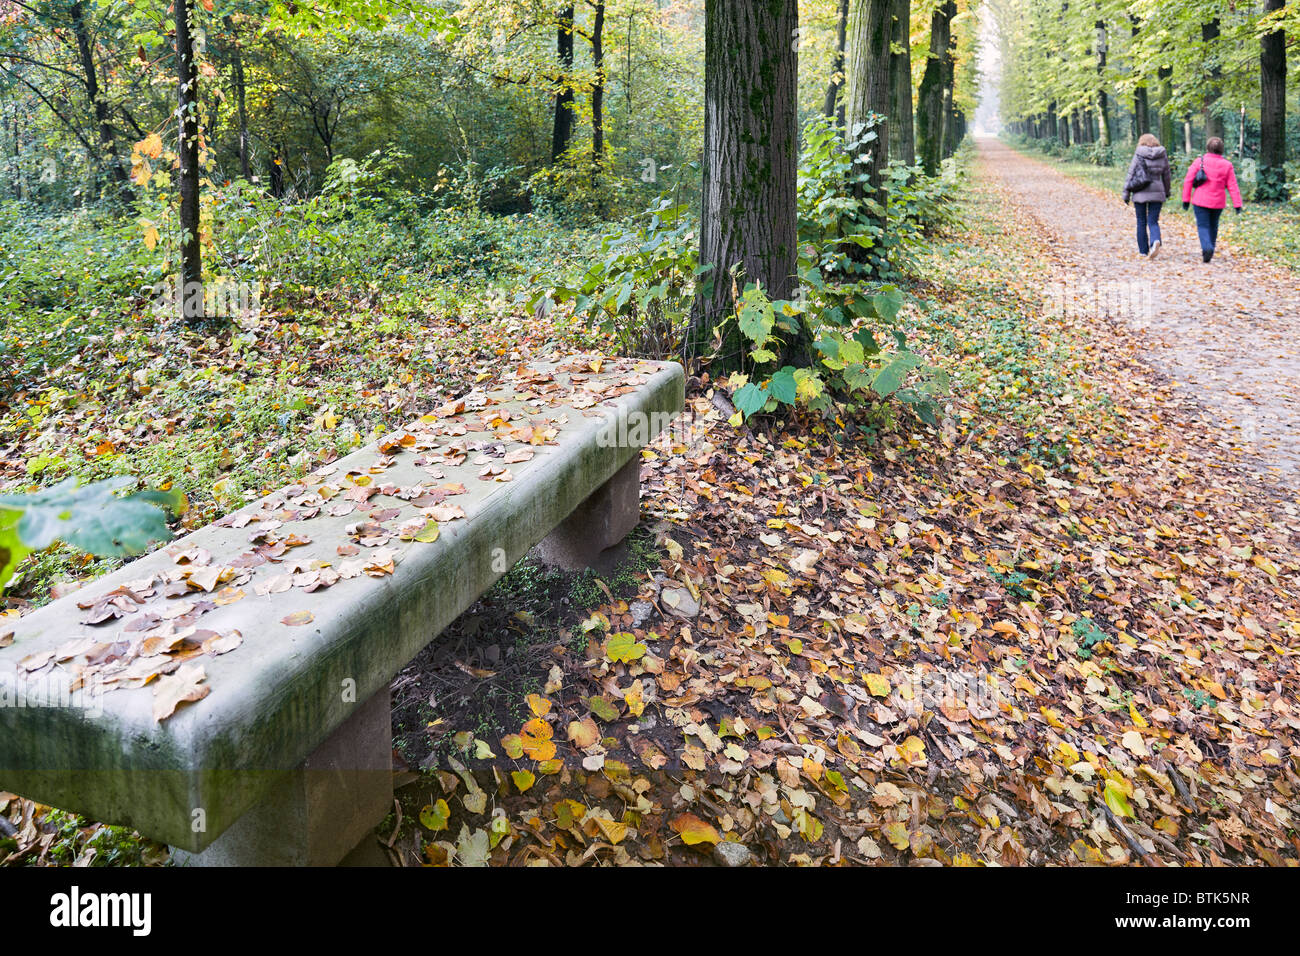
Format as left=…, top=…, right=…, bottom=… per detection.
left=824, top=0, right=849, bottom=122
left=1158, top=65, right=1175, bottom=148
left=845, top=0, right=892, bottom=208
left=224, top=15, right=251, bottom=180
left=888, top=0, right=914, bottom=165
left=591, top=1, right=606, bottom=171
left=551, top=6, right=576, bottom=162
left=176, top=0, right=203, bottom=323
left=940, top=12, right=958, bottom=158
left=1095, top=20, right=1110, bottom=148
left=1258, top=0, right=1288, bottom=200
left=692, top=0, right=800, bottom=372
left=1130, top=16, right=1147, bottom=139
left=1202, top=19, right=1224, bottom=141
left=916, top=0, right=953, bottom=175
left=70, top=1, right=130, bottom=197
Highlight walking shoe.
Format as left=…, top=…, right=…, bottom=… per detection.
left=1148, top=240, right=1161, bottom=261
left=1203, top=249, right=1214, bottom=263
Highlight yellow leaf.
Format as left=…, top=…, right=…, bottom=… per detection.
left=1104, top=778, right=1134, bottom=819
left=511, top=770, right=535, bottom=793
left=670, top=813, right=720, bottom=845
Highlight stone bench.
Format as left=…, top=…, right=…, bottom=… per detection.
left=0, top=357, right=684, bottom=865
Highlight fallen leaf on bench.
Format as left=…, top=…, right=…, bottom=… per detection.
left=423, top=503, right=465, bottom=522
left=281, top=610, right=314, bottom=627
left=212, top=586, right=245, bottom=606
left=255, top=573, right=293, bottom=596
left=201, top=630, right=243, bottom=656
left=152, top=664, right=209, bottom=722
left=0, top=629, right=12, bottom=648
left=503, top=449, right=534, bottom=464
left=337, top=543, right=359, bottom=557
left=364, top=548, right=397, bottom=576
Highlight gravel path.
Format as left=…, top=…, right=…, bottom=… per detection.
left=977, top=138, right=1300, bottom=487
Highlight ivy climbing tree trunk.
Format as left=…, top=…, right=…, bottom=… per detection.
left=551, top=6, right=575, bottom=162
left=888, top=0, right=914, bottom=166
left=823, top=0, right=849, bottom=123
left=691, top=0, right=800, bottom=373
left=176, top=0, right=202, bottom=323
left=845, top=0, right=893, bottom=212
left=916, top=0, right=954, bottom=175
left=1258, top=0, right=1288, bottom=200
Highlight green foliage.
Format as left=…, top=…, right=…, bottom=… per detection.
left=726, top=278, right=950, bottom=425
left=542, top=191, right=708, bottom=360
left=0, top=478, right=183, bottom=591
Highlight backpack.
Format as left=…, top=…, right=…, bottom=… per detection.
left=1124, top=154, right=1152, bottom=194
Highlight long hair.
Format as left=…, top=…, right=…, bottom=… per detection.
left=1138, top=133, right=1161, bottom=148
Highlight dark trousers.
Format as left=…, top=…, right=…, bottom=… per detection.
left=1134, top=201, right=1163, bottom=255
left=1193, top=204, right=1222, bottom=254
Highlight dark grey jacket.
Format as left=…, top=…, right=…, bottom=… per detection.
left=1123, top=145, right=1172, bottom=203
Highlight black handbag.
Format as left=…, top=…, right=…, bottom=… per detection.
left=1192, top=156, right=1208, bottom=188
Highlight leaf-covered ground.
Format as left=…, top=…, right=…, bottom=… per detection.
left=379, top=151, right=1300, bottom=866
left=4, top=152, right=1299, bottom=867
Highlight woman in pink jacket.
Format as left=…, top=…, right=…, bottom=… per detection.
left=1181, top=136, right=1243, bottom=263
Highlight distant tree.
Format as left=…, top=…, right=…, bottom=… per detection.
left=888, top=0, right=914, bottom=166
left=916, top=0, right=954, bottom=175
left=845, top=0, right=892, bottom=213
left=1258, top=0, right=1288, bottom=199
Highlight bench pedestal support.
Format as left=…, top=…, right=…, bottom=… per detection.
left=172, top=688, right=393, bottom=867
left=535, top=456, right=641, bottom=571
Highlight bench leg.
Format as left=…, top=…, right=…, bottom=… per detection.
left=536, top=456, right=641, bottom=571
left=171, top=687, right=393, bottom=867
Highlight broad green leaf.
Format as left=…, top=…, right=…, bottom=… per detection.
left=872, top=353, right=922, bottom=397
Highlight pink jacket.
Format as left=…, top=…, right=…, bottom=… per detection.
left=1182, top=153, right=1242, bottom=210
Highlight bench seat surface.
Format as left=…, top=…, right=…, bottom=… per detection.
left=0, top=357, right=683, bottom=850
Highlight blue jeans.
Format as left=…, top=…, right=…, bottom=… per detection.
left=1134, top=201, right=1163, bottom=255
left=1193, top=204, right=1222, bottom=254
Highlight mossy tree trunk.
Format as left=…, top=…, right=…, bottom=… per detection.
left=846, top=0, right=893, bottom=210
left=916, top=0, right=953, bottom=175
left=888, top=0, right=914, bottom=166
left=691, top=0, right=802, bottom=374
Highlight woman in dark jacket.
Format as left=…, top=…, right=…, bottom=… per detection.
left=1123, top=133, right=1173, bottom=260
